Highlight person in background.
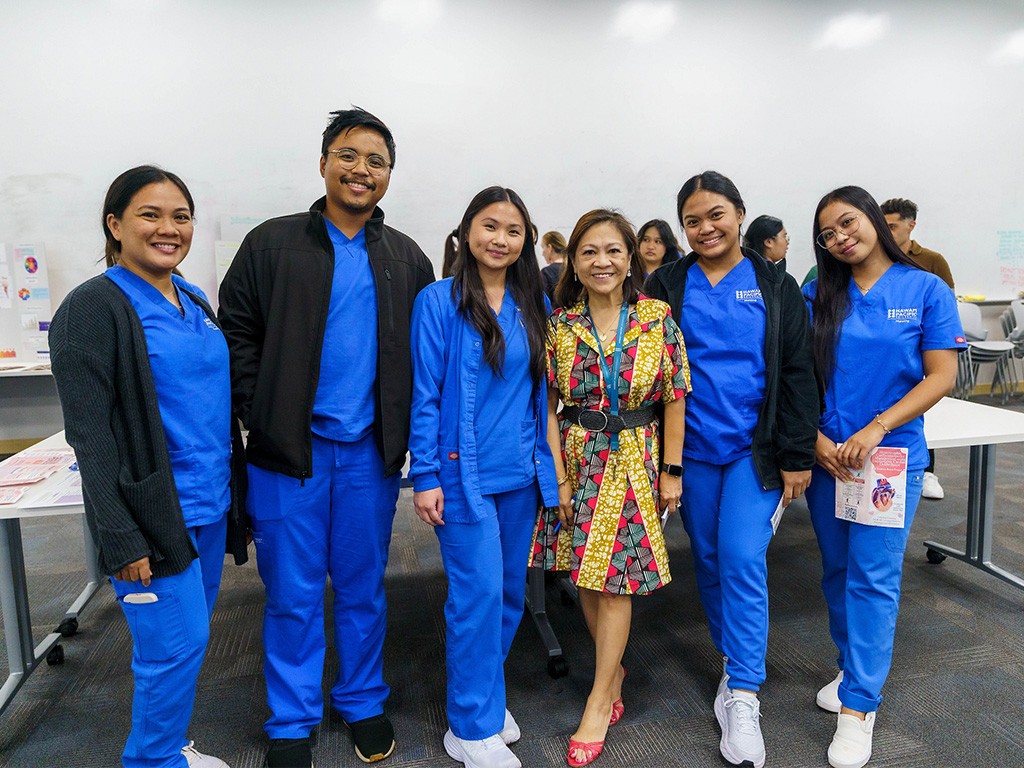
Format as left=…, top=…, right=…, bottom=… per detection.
left=218, top=107, right=434, bottom=767
left=880, top=197, right=956, bottom=502
left=803, top=186, right=963, bottom=768
left=636, top=219, right=682, bottom=276
left=50, top=165, right=247, bottom=768
left=409, top=187, right=557, bottom=768
left=540, top=230, right=567, bottom=304
left=534, top=209, right=690, bottom=766
left=743, top=215, right=789, bottom=267
left=645, top=171, right=818, bottom=768
left=442, top=227, right=460, bottom=278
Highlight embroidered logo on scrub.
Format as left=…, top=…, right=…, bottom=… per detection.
left=735, top=289, right=763, bottom=302
left=887, top=308, right=918, bottom=323
left=448, top=452, right=459, bottom=460
left=203, top=317, right=219, bottom=331
left=955, top=336, right=966, bottom=344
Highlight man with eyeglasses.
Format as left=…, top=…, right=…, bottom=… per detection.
left=219, top=107, right=434, bottom=767
left=880, top=197, right=955, bottom=501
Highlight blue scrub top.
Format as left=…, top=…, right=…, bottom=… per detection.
left=802, top=263, right=966, bottom=471
left=474, top=290, right=536, bottom=495
left=106, top=266, right=231, bottom=528
left=311, top=220, right=378, bottom=442
left=678, top=257, right=767, bottom=464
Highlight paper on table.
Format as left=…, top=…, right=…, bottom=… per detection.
left=20, top=470, right=83, bottom=508
left=834, top=446, right=909, bottom=528
left=0, top=486, right=28, bottom=505
left=0, top=449, right=76, bottom=486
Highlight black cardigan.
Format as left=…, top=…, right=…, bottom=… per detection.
left=49, top=275, right=248, bottom=579
left=644, top=249, right=819, bottom=490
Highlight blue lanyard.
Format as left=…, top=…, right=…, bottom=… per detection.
left=587, top=300, right=629, bottom=451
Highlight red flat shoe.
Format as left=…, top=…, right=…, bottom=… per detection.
left=567, top=738, right=604, bottom=766
left=609, top=667, right=626, bottom=725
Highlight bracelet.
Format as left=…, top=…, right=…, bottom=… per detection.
left=874, top=416, right=892, bottom=434
left=557, top=474, right=570, bottom=486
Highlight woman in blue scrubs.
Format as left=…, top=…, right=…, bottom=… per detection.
left=802, top=186, right=963, bottom=768
left=409, top=187, right=557, bottom=768
left=644, top=171, right=819, bottom=768
left=50, top=166, right=244, bottom=768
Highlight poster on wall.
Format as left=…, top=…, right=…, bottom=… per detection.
left=0, top=243, right=54, bottom=369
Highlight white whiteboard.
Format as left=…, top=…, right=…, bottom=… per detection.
left=2, top=1, right=1024, bottom=308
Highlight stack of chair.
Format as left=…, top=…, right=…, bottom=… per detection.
left=957, top=302, right=1017, bottom=404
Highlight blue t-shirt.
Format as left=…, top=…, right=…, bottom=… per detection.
left=311, top=220, right=378, bottom=442
left=105, top=266, right=231, bottom=528
left=474, top=290, right=537, bottom=494
left=678, top=257, right=767, bottom=464
left=802, top=263, right=966, bottom=470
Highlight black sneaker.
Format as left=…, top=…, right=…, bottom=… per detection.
left=345, top=714, right=396, bottom=763
left=266, top=736, right=313, bottom=768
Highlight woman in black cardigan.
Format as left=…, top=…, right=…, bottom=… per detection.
left=49, top=166, right=246, bottom=768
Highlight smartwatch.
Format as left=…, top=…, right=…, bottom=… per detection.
left=661, top=463, right=684, bottom=477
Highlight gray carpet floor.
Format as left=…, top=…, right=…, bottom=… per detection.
left=2, top=397, right=1023, bottom=767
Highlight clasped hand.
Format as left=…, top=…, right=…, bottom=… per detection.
left=815, top=421, right=886, bottom=482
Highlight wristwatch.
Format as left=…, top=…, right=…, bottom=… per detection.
left=661, top=463, right=684, bottom=477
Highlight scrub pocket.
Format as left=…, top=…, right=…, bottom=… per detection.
left=246, top=463, right=303, bottom=524
left=117, top=589, right=191, bottom=662
left=884, top=472, right=923, bottom=553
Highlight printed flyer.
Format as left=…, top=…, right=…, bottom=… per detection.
left=834, top=446, right=909, bottom=528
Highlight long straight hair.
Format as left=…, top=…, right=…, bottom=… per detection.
left=450, top=187, right=548, bottom=382
left=637, top=218, right=682, bottom=266
left=810, top=185, right=921, bottom=390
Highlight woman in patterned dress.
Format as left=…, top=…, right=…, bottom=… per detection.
left=530, top=209, right=690, bottom=766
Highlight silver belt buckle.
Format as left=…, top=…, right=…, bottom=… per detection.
left=579, top=409, right=610, bottom=432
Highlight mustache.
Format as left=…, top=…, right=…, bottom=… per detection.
left=340, top=176, right=375, bottom=190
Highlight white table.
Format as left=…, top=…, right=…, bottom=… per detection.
left=923, top=397, right=1024, bottom=591
left=0, top=432, right=99, bottom=717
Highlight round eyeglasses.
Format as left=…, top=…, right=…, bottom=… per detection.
left=325, top=149, right=391, bottom=176
left=816, top=213, right=863, bottom=249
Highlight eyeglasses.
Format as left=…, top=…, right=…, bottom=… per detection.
left=776, top=232, right=791, bottom=244
left=816, top=213, right=863, bottom=249
left=325, top=149, right=391, bottom=176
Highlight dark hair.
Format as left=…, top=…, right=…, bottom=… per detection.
left=102, top=165, right=194, bottom=268
left=810, top=186, right=921, bottom=390
left=676, top=170, right=746, bottom=230
left=541, top=231, right=567, bottom=255
left=441, top=228, right=459, bottom=278
left=554, top=210, right=646, bottom=309
left=450, top=187, right=548, bottom=382
left=743, top=215, right=785, bottom=259
left=637, top=218, right=681, bottom=266
left=879, top=197, right=918, bottom=221
left=321, top=106, right=396, bottom=169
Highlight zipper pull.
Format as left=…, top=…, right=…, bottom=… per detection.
left=384, top=267, right=392, bottom=280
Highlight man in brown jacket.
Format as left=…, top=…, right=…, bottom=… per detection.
left=881, top=197, right=955, bottom=501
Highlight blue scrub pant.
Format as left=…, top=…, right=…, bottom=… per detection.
left=247, top=432, right=400, bottom=739
left=434, top=483, right=539, bottom=740
left=112, top=514, right=227, bottom=768
left=679, top=454, right=778, bottom=692
left=805, top=466, right=923, bottom=713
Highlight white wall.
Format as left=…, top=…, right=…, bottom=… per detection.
left=2, top=0, right=1024, bottom=308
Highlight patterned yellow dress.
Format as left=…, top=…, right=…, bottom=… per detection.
left=530, top=297, right=691, bottom=595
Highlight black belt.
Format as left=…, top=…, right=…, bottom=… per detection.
left=560, top=405, right=656, bottom=433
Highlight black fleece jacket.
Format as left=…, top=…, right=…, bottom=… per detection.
left=218, top=198, right=435, bottom=479
left=49, top=276, right=248, bottom=579
left=644, top=249, right=819, bottom=490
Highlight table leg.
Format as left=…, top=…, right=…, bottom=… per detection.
left=924, top=444, right=1024, bottom=592
left=0, top=518, right=35, bottom=715
left=524, top=567, right=568, bottom=678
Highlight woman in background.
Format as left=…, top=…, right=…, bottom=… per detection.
left=803, top=186, right=963, bottom=768
left=442, top=227, right=460, bottom=277
left=743, top=215, right=789, bottom=265
left=644, top=171, right=818, bottom=768
left=540, top=230, right=567, bottom=304
left=410, top=187, right=557, bottom=768
left=49, top=166, right=246, bottom=768
left=534, top=209, right=689, bottom=766
left=636, top=218, right=681, bottom=276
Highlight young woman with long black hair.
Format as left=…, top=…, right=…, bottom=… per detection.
left=636, top=218, right=681, bottom=276
left=408, top=187, right=558, bottom=768
left=802, top=186, right=963, bottom=768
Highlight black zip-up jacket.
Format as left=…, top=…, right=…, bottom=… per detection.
left=218, top=198, right=435, bottom=479
left=644, top=249, right=818, bottom=490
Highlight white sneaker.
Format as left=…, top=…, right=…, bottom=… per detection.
left=714, top=688, right=766, bottom=768
left=922, top=472, right=944, bottom=500
left=498, top=709, right=520, bottom=745
left=717, top=656, right=730, bottom=698
left=181, top=741, right=230, bottom=768
left=817, top=670, right=843, bottom=713
left=828, top=711, right=874, bottom=768
left=443, top=729, right=522, bottom=768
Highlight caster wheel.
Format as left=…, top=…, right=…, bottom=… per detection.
left=926, top=548, right=947, bottom=565
left=46, top=644, right=64, bottom=666
left=58, top=617, right=78, bottom=637
left=547, top=655, right=569, bottom=679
